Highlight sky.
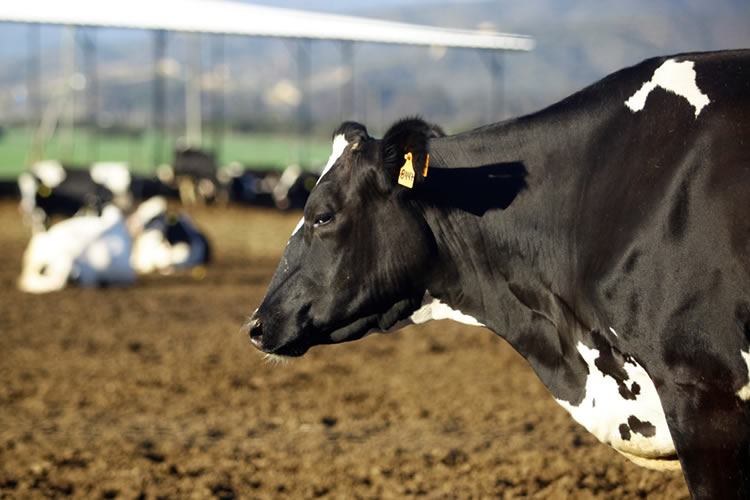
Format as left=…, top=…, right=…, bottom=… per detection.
left=0, top=0, right=502, bottom=60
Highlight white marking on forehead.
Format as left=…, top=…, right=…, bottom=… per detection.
left=290, top=217, right=305, bottom=240
left=737, top=350, right=750, bottom=401
left=625, top=59, right=710, bottom=118
left=290, top=133, right=350, bottom=239
left=318, top=133, right=349, bottom=185
left=556, top=341, right=675, bottom=465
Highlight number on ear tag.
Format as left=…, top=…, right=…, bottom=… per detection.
left=398, top=152, right=415, bottom=189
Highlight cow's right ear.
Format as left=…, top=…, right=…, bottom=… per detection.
left=380, top=118, right=440, bottom=192
left=334, top=121, right=370, bottom=151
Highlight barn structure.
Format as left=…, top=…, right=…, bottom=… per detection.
left=0, top=0, right=533, bottom=170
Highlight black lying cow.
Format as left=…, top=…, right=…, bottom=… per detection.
left=245, top=50, right=750, bottom=499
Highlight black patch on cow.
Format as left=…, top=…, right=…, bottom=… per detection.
left=619, top=423, right=632, bottom=441
left=618, top=385, right=637, bottom=400
left=590, top=331, right=639, bottom=400
left=631, top=382, right=641, bottom=397
left=164, top=214, right=190, bottom=245
left=627, top=416, right=656, bottom=437
left=418, top=162, right=528, bottom=216
left=591, top=331, right=628, bottom=382
left=34, top=168, right=114, bottom=222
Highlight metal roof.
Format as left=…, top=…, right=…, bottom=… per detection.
left=0, top=0, right=534, bottom=51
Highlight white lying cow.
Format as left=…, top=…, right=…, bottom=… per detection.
left=18, top=205, right=135, bottom=293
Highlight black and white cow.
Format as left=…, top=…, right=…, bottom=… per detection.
left=18, top=160, right=121, bottom=230
left=245, top=50, right=750, bottom=498
left=17, top=195, right=211, bottom=293
left=18, top=160, right=177, bottom=232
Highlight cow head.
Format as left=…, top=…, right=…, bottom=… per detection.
left=245, top=118, right=443, bottom=356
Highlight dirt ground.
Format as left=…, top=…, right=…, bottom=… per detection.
left=0, top=199, right=690, bottom=499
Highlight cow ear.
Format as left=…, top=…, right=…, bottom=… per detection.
left=381, top=118, right=440, bottom=191
left=335, top=121, right=370, bottom=151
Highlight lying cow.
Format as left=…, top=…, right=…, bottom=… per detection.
left=18, top=160, right=176, bottom=232
left=245, top=50, right=750, bottom=499
left=18, top=161, right=128, bottom=230
left=129, top=196, right=211, bottom=275
left=18, top=204, right=135, bottom=293
left=18, top=195, right=210, bottom=292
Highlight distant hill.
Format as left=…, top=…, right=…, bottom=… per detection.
left=0, top=0, right=748, bottom=137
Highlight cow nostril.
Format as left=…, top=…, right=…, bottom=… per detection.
left=246, top=317, right=264, bottom=350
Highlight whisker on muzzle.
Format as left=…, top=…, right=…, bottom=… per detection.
left=262, top=353, right=291, bottom=366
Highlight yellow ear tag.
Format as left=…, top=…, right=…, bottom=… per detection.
left=423, top=153, right=430, bottom=178
left=398, top=152, right=416, bottom=189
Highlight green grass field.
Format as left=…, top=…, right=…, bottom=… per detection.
left=0, top=127, right=333, bottom=179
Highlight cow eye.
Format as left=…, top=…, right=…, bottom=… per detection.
left=313, top=213, right=335, bottom=228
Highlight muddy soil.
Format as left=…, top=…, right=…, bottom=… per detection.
left=0, top=200, right=689, bottom=499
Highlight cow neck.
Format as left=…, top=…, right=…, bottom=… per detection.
left=418, top=114, right=604, bottom=399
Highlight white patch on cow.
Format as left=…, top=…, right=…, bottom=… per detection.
left=609, top=326, right=619, bottom=337
left=625, top=59, right=710, bottom=118
left=131, top=229, right=167, bottom=274
left=90, top=162, right=131, bottom=195
left=318, top=133, right=349, bottom=185
left=290, top=217, right=305, bottom=239
left=127, top=196, right=168, bottom=234
left=555, top=341, right=676, bottom=469
left=17, top=173, right=42, bottom=229
left=362, top=293, right=484, bottom=339
left=409, top=294, right=484, bottom=327
left=18, top=172, right=38, bottom=198
left=31, top=160, right=66, bottom=188
left=91, top=162, right=133, bottom=209
left=170, top=242, right=191, bottom=265
left=737, top=350, right=750, bottom=401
